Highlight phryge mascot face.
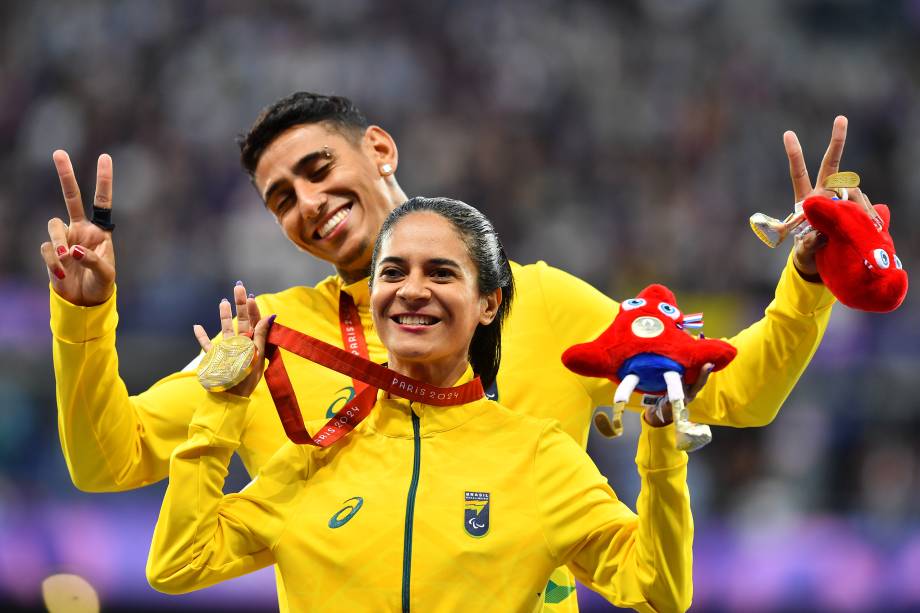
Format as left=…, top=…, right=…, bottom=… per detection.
left=562, top=284, right=737, bottom=451
left=803, top=195, right=907, bottom=313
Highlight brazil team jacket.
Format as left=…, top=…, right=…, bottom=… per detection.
left=52, top=254, right=835, bottom=611
left=146, top=368, right=693, bottom=612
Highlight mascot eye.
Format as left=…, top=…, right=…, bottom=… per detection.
left=658, top=303, right=681, bottom=320
left=894, top=255, right=903, bottom=270
left=873, top=249, right=890, bottom=269
left=621, top=298, right=646, bottom=311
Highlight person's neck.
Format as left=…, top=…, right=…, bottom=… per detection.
left=337, top=264, right=371, bottom=285
left=388, top=355, right=469, bottom=390
left=336, top=185, right=409, bottom=286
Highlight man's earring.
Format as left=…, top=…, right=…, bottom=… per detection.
left=380, top=163, right=393, bottom=176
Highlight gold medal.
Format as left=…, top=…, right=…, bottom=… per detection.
left=197, top=335, right=258, bottom=392
left=823, top=171, right=860, bottom=189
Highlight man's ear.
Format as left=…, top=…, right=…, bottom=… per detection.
left=479, top=288, right=502, bottom=326
left=364, top=125, right=398, bottom=173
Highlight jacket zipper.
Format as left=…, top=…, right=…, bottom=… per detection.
left=402, top=410, right=422, bottom=613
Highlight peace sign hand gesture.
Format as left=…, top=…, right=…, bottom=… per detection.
left=783, top=116, right=848, bottom=278
left=40, top=150, right=116, bottom=306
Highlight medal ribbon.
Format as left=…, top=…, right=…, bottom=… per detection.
left=263, top=292, right=484, bottom=447
left=338, top=292, right=371, bottom=396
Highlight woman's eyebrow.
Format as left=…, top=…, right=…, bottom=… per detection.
left=378, top=256, right=461, bottom=268
left=427, top=258, right=461, bottom=268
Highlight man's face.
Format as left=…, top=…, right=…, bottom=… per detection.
left=253, top=123, right=394, bottom=277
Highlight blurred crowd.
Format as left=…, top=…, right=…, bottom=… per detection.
left=1, top=0, right=919, bottom=610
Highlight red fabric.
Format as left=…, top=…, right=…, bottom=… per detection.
left=803, top=196, right=908, bottom=312
left=263, top=322, right=485, bottom=447
left=338, top=292, right=371, bottom=396
left=561, top=284, right=737, bottom=388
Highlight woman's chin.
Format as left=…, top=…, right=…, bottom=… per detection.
left=387, top=347, right=435, bottom=367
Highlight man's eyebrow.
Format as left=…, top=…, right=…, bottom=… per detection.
left=262, top=149, right=333, bottom=203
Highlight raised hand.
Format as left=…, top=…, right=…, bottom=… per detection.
left=40, top=150, right=116, bottom=306
left=643, top=362, right=714, bottom=427
left=193, top=282, right=271, bottom=398
left=783, top=116, right=848, bottom=278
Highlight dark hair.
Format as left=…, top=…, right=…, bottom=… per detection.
left=370, top=197, right=514, bottom=392
left=238, top=92, right=369, bottom=177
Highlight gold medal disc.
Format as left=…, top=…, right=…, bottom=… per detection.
left=197, top=335, right=258, bottom=392
left=823, top=171, right=860, bottom=189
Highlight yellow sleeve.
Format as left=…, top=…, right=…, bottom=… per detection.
left=535, top=421, right=692, bottom=613
left=688, top=250, right=836, bottom=426
left=51, top=286, right=209, bottom=492
left=529, top=262, right=619, bottom=405
left=535, top=253, right=835, bottom=427
left=146, top=392, right=305, bottom=595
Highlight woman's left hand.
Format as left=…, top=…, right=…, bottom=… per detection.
left=194, top=282, right=271, bottom=398
left=643, top=363, right=714, bottom=427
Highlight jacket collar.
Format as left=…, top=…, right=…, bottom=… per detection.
left=365, top=366, right=490, bottom=439
left=338, top=275, right=371, bottom=308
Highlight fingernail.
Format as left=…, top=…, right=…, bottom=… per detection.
left=235, top=280, right=243, bottom=286
left=268, top=314, right=277, bottom=326
left=248, top=293, right=255, bottom=299
left=53, top=268, right=66, bottom=280
left=56, top=245, right=67, bottom=257
left=221, top=298, right=229, bottom=303
left=72, top=245, right=85, bottom=260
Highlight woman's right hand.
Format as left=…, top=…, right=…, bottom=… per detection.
left=194, top=282, right=272, bottom=398
left=40, top=150, right=116, bottom=306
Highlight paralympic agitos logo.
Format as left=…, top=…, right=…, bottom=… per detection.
left=464, top=491, right=490, bottom=537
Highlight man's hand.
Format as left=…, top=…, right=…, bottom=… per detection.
left=783, top=116, right=848, bottom=279
left=39, top=150, right=116, bottom=306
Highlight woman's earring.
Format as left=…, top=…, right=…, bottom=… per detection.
left=380, top=163, right=393, bottom=176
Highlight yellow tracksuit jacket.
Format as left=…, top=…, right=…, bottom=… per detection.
left=52, top=255, right=834, bottom=611
left=146, top=368, right=693, bottom=612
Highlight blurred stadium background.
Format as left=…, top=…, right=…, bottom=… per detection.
left=2, top=0, right=919, bottom=611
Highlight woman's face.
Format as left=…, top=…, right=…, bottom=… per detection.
left=371, top=212, right=499, bottom=375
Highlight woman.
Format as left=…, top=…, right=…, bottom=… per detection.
left=146, top=197, right=694, bottom=612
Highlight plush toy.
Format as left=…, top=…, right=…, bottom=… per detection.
left=562, top=284, right=737, bottom=451
left=803, top=196, right=907, bottom=312
left=749, top=172, right=907, bottom=313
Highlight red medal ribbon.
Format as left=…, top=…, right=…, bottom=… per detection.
left=338, top=292, right=371, bottom=397
left=263, top=292, right=484, bottom=447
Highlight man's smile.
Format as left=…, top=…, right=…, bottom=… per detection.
left=314, top=203, right=353, bottom=240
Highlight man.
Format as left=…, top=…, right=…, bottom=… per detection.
left=42, top=92, right=840, bottom=611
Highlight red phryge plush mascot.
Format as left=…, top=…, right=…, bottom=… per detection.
left=802, top=195, right=907, bottom=312
left=749, top=172, right=907, bottom=313
left=562, top=284, right=737, bottom=451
